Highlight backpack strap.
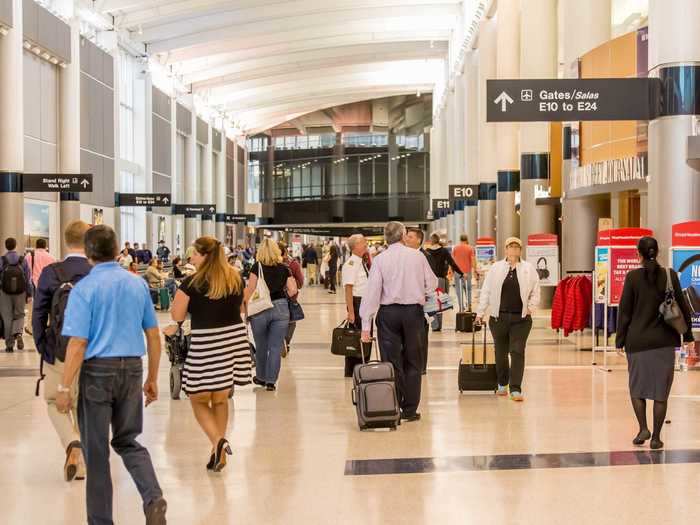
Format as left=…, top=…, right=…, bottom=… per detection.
left=54, top=264, right=70, bottom=284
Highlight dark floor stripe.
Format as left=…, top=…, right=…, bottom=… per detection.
left=344, top=449, right=700, bottom=476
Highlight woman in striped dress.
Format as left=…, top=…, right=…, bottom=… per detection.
left=171, top=236, right=251, bottom=472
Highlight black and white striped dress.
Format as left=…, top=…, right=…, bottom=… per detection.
left=179, top=276, right=252, bottom=394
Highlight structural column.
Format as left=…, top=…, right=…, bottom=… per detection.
left=201, top=124, right=215, bottom=237
left=58, top=18, right=82, bottom=257
left=0, top=0, right=24, bottom=251
left=464, top=50, right=479, bottom=245
left=560, top=0, right=612, bottom=274
left=184, top=107, right=198, bottom=248
left=647, top=0, right=700, bottom=264
left=215, top=130, right=227, bottom=243
left=495, top=0, right=520, bottom=255
left=477, top=17, right=497, bottom=238
left=519, top=0, right=557, bottom=261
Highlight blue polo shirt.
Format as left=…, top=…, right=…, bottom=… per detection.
left=62, top=261, right=158, bottom=359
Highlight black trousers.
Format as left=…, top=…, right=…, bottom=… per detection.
left=344, top=297, right=370, bottom=377
left=488, top=313, right=533, bottom=392
left=328, top=267, right=337, bottom=292
left=420, top=317, right=429, bottom=374
left=376, top=304, right=424, bottom=415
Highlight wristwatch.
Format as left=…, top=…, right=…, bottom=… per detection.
left=57, top=384, right=71, bottom=394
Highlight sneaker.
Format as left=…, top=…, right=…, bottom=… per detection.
left=510, top=391, right=524, bottom=402
left=15, top=335, right=24, bottom=351
left=496, top=384, right=509, bottom=396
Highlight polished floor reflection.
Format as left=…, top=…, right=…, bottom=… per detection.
left=1, top=285, right=700, bottom=524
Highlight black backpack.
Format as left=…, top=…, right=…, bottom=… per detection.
left=35, top=264, right=84, bottom=396
left=1, top=255, right=26, bottom=295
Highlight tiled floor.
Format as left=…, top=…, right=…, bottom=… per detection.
left=1, top=286, right=700, bottom=524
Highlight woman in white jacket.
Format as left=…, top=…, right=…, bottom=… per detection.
left=475, top=237, right=540, bottom=401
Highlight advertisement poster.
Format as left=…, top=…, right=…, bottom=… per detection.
left=671, top=221, right=700, bottom=330
left=475, top=237, right=496, bottom=276
left=526, top=234, right=559, bottom=287
left=609, top=247, right=640, bottom=305
left=595, top=247, right=609, bottom=303
left=24, top=202, right=50, bottom=249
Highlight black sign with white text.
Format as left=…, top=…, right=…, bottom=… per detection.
left=117, top=193, right=171, bottom=207
left=23, top=173, right=93, bottom=192
left=487, top=78, right=659, bottom=122
left=219, top=214, right=256, bottom=224
left=172, top=204, right=216, bottom=215
left=449, top=184, right=479, bottom=204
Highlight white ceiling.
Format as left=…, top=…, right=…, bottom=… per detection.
left=95, top=0, right=460, bottom=134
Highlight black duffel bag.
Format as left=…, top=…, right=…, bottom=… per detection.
left=331, top=320, right=370, bottom=359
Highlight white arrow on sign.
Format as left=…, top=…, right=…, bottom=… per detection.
left=494, top=91, right=514, bottom=112
left=209, top=206, right=215, bottom=213
left=80, top=179, right=90, bottom=188
left=162, top=197, right=169, bottom=204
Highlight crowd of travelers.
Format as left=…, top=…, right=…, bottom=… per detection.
left=0, top=218, right=695, bottom=524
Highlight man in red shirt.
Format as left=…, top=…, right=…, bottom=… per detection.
left=452, top=234, right=476, bottom=311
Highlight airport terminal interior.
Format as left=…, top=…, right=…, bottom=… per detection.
left=1, top=0, right=700, bottom=523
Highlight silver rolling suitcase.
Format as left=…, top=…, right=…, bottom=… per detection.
left=351, top=340, right=400, bottom=431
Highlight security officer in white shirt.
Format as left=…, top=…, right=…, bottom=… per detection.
left=342, top=234, right=370, bottom=376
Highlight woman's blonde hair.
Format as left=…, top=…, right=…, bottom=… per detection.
left=190, top=236, right=242, bottom=300
left=256, top=238, right=283, bottom=265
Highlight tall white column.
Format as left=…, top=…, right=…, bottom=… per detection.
left=559, top=0, right=612, bottom=274
left=477, top=17, right=497, bottom=239
left=215, top=130, right=227, bottom=243
left=495, top=0, right=521, bottom=256
left=464, top=50, right=479, bottom=244
left=202, top=124, right=215, bottom=237
left=648, top=0, right=700, bottom=263
left=58, top=18, right=82, bottom=257
left=519, top=0, right=557, bottom=260
left=184, top=108, right=198, bottom=248
left=0, top=0, right=24, bottom=251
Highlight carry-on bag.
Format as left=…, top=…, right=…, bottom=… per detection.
left=158, top=287, right=171, bottom=311
left=352, top=339, right=400, bottom=431
left=331, top=320, right=370, bottom=359
left=455, top=278, right=481, bottom=333
left=458, top=321, right=498, bottom=393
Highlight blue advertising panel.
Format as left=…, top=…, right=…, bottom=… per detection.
left=672, top=248, right=700, bottom=329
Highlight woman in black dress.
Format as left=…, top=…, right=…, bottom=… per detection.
left=616, top=236, right=694, bottom=449
left=171, top=236, right=251, bottom=471
left=327, top=244, right=339, bottom=294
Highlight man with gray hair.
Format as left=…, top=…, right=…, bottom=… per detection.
left=360, top=222, right=438, bottom=422
left=341, top=234, right=370, bottom=376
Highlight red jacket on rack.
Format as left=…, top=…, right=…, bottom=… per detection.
left=562, top=276, right=592, bottom=336
left=551, top=277, right=571, bottom=330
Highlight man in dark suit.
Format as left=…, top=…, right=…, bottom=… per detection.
left=33, top=220, right=92, bottom=482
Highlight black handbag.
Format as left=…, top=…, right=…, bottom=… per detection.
left=288, top=299, right=305, bottom=322
left=331, top=321, right=370, bottom=359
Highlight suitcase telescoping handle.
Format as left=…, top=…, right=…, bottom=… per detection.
left=472, top=318, right=488, bottom=364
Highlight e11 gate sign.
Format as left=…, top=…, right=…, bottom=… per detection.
left=487, top=78, right=659, bottom=122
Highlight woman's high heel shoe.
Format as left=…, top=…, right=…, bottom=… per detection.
left=633, top=429, right=651, bottom=445
left=214, top=438, right=232, bottom=472
left=206, top=452, right=215, bottom=471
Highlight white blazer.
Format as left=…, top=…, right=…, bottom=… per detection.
left=476, top=259, right=540, bottom=319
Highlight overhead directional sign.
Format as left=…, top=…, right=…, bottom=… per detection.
left=23, top=173, right=93, bottom=193
left=487, top=78, right=659, bottom=122
left=449, top=184, right=479, bottom=204
left=172, top=204, right=216, bottom=215
left=117, top=193, right=171, bottom=207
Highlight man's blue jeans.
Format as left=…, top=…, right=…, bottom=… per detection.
left=454, top=272, right=472, bottom=311
left=250, top=298, right=290, bottom=384
left=78, top=357, right=162, bottom=525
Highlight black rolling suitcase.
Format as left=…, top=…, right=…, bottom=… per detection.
left=458, top=321, right=498, bottom=393
left=352, top=340, right=400, bottom=431
left=455, top=279, right=481, bottom=333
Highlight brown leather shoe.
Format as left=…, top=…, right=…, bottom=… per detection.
left=64, top=441, right=82, bottom=482
left=145, top=497, right=167, bottom=525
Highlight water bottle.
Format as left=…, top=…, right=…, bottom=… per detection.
left=680, top=347, right=688, bottom=372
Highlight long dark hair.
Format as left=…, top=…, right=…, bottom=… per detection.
left=637, top=236, right=659, bottom=285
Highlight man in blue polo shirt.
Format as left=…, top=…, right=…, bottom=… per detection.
left=55, top=225, right=167, bottom=525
